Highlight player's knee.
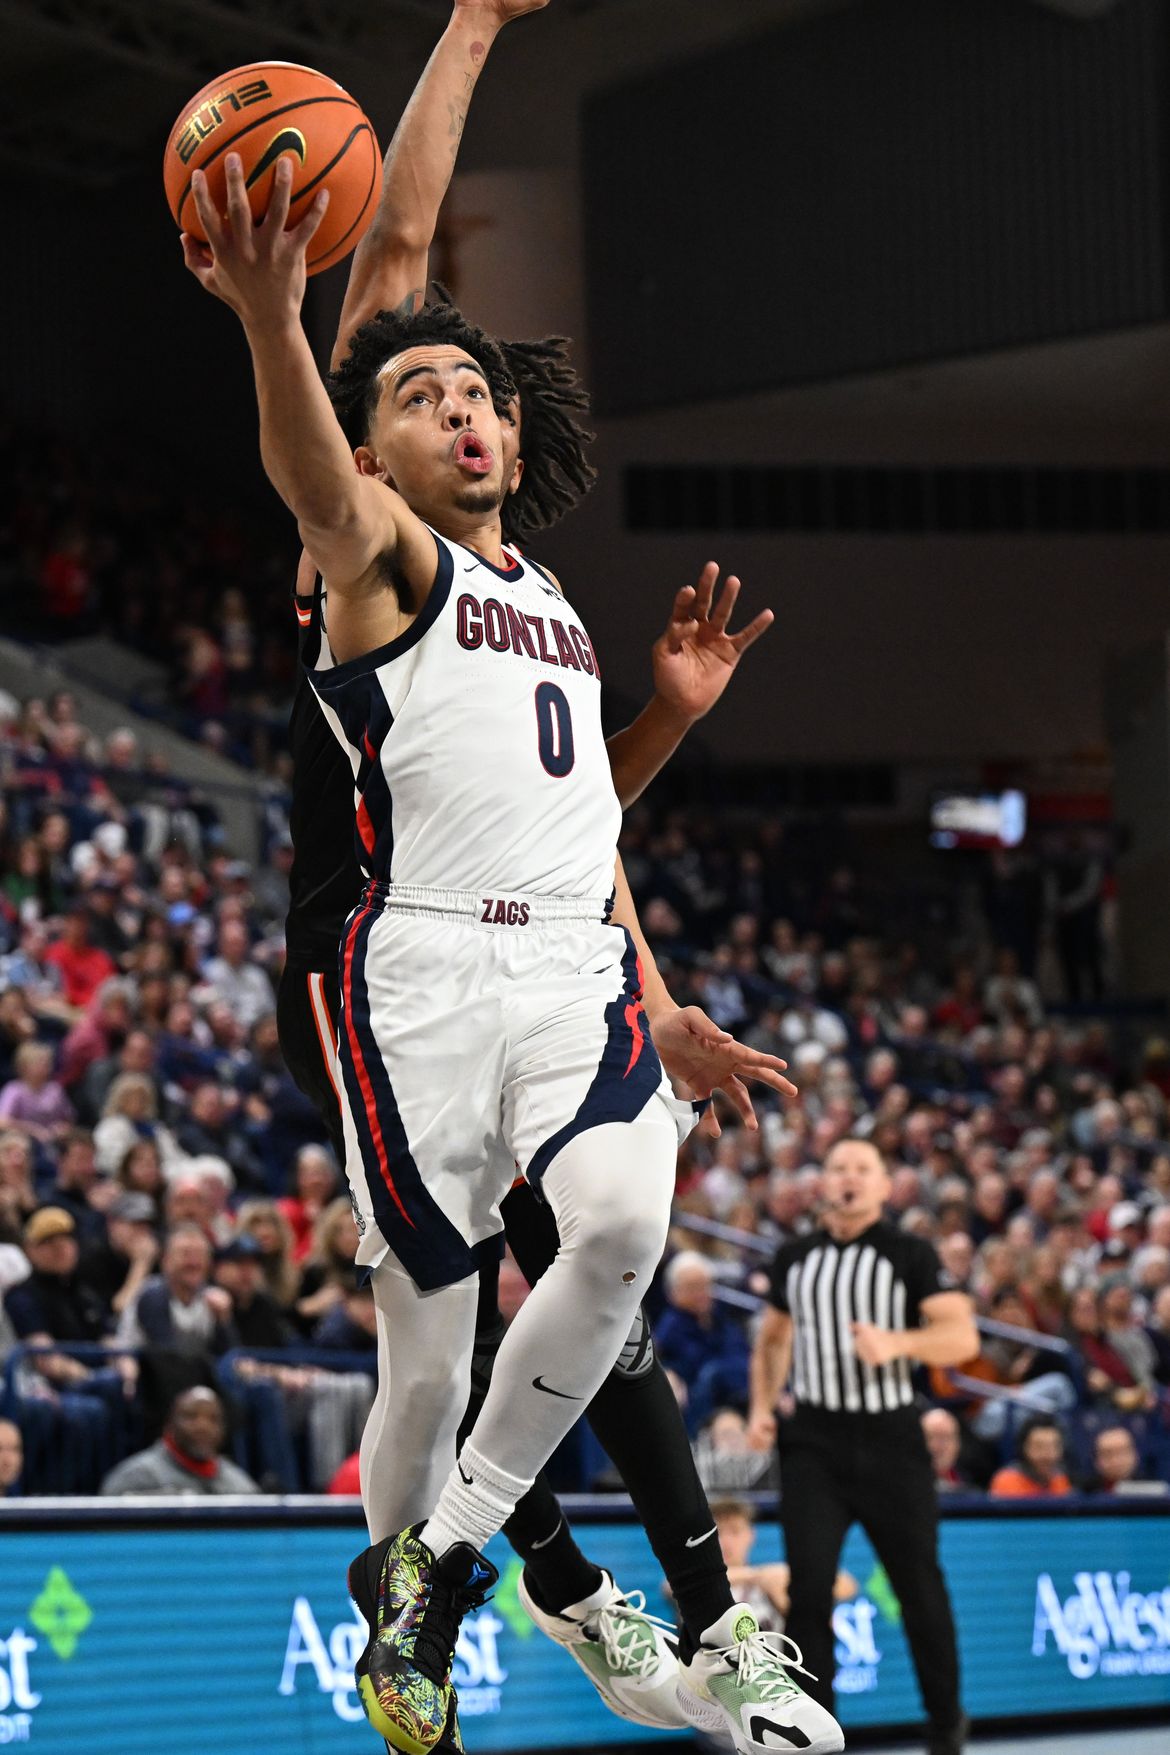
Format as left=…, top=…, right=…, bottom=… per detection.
left=574, top=1187, right=668, bottom=1287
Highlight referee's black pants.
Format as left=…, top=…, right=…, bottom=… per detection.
left=780, top=1407, right=962, bottom=1732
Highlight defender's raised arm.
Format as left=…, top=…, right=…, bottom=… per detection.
left=336, top=1, right=550, bottom=362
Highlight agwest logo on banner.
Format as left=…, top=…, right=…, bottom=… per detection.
left=1032, top=1571, right=1170, bottom=1680
left=279, top=1597, right=508, bottom=1720
left=832, top=1597, right=884, bottom=1695
left=0, top=1627, right=40, bottom=1745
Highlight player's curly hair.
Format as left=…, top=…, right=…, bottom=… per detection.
left=497, top=331, right=597, bottom=544
left=328, top=290, right=597, bottom=546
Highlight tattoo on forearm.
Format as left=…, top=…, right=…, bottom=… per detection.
left=392, top=288, right=425, bottom=317
left=448, top=100, right=466, bottom=142
left=470, top=40, right=485, bottom=64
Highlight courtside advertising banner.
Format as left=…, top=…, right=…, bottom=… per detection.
left=1, top=1506, right=1167, bottom=1751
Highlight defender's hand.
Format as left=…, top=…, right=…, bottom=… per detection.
left=651, top=1003, right=797, bottom=1131
left=651, top=563, right=773, bottom=723
left=182, top=153, right=329, bottom=328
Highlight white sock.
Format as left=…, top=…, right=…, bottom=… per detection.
left=419, top=1441, right=532, bottom=1558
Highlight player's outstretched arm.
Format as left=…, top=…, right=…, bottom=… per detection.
left=184, top=157, right=427, bottom=617
left=609, top=855, right=796, bottom=1131
left=606, top=563, right=774, bottom=808
left=333, top=0, right=550, bottom=366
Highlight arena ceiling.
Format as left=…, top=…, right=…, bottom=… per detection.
left=0, top=0, right=840, bottom=185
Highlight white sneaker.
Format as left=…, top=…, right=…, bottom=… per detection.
left=678, top=1604, right=845, bottom=1754
left=517, top=1567, right=689, bottom=1729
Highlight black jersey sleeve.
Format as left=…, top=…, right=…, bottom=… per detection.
left=768, top=1240, right=799, bottom=1312
left=902, top=1235, right=951, bottom=1323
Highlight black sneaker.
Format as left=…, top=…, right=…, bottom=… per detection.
left=348, top=1526, right=497, bottom=1754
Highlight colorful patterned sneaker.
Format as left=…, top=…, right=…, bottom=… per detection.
left=433, top=1696, right=465, bottom=1755
left=677, top=1605, right=845, bottom=1755
left=518, top=1568, right=688, bottom=1729
left=348, top=1526, right=498, bottom=1755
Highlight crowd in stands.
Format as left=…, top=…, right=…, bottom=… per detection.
left=1, top=418, right=297, bottom=770
left=0, top=674, right=1166, bottom=1503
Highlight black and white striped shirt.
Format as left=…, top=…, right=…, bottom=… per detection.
left=768, top=1221, right=948, bottom=1416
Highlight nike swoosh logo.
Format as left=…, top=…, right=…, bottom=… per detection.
left=532, top=1375, right=582, bottom=1400
left=458, top=1462, right=473, bottom=1485
left=245, top=127, right=308, bottom=188
left=748, top=1717, right=812, bottom=1750
left=685, top=1526, right=718, bottom=1548
left=529, top=1518, right=564, bottom=1550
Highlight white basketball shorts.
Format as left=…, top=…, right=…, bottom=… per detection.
left=334, top=883, right=698, bottom=1289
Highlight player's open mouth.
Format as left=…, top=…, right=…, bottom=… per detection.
left=453, top=431, right=494, bottom=475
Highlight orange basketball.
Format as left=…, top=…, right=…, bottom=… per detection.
left=164, top=62, right=380, bottom=276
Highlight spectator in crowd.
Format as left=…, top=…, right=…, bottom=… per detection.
left=294, top=1197, right=362, bottom=1334
left=1065, top=1284, right=1156, bottom=1414
left=1147, top=1283, right=1170, bottom=1384
left=0, top=1417, right=23, bottom=1496
left=277, top=1145, right=338, bottom=1263
left=234, top=1198, right=299, bottom=1310
left=213, top=1234, right=293, bottom=1349
left=655, top=1251, right=751, bottom=1433
left=989, top=1415, right=1074, bottom=1498
left=0, top=1130, right=37, bottom=1236
left=0, top=1041, right=73, bottom=1143
left=1087, top=1425, right=1165, bottom=1496
left=692, top=1407, right=777, bottom=1495
left=921, top=1409, right=977, bottom=1494
left=58, top=978, right=135, bottom=1092
left=173, top=1083, right=264, bottom=1196
left=100, top=1386, right=259, bottom=1495
left=199, top=920, right=274, bottom=1034
left=81, top=1191, right=160, bottom=1318
left=1098, top=1275, right=1159, bottom=1403
left=937, top=1232, right=975, bottom=1294
left=115, top=1138, right=167, bottom=1207
left=43, top=909, right=118, bottom=1010
left=4, top=1207, right=109, bottom=1363
left=93, top=1072, right=180, bottom=1178
left=116, top=1223, right=235, bottom=1359
left=312, top=1278, right=378, bottom=1355
left=46, top=1128, right=107, bottom=1247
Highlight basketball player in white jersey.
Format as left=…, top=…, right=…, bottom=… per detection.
left=184, top=105, right=841, bottom=1755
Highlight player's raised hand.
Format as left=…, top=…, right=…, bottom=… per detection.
left=182, top=153, right=329, bottom=327
left=651, top=1003, right=797, bottom=1132
left=455, top=0, right=550, bottom=22
left=651, top=563, right=773, bottom=724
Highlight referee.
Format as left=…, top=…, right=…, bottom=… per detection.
left=748, top=1137, right=977, bottom=1755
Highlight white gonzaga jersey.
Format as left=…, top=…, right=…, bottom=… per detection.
left=307, top=528, right=622, bottom=899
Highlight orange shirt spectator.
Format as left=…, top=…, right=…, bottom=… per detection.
left=989, top=1464, right=1073, bottom=1499
left=989, top=1414, right=1074, bottom=1499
